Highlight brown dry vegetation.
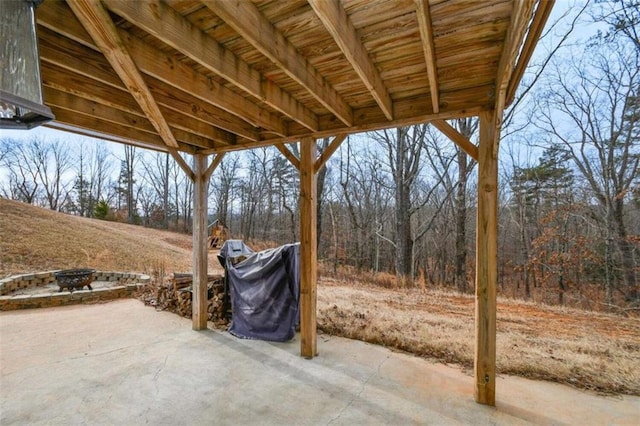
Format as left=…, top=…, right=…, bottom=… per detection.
left=1, top=199, right=639, bottom=396
left=0, top=199, right=221, bottom=276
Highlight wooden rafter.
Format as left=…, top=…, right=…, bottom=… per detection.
left=431, top=120, right=478, bottom=161
left=104, top=0, right=318, bottom=132
left=66, top=0, right=179, bottom=149
left=415, top=0, right=440, bottom=113
left=206, top=0, right=354, bottom=127
left=314, top=134, right=347, bottom=173
left=121, top=32, right=286, bottom=137
left=309, top=0, right=393, bottom=121
left=40, top=63, right=230, bottom=150
left=48, top=106, right=182, bottom=152
left=494, top=0, right=537, bottom=115
left=38, top=1, right=260, bottom=142
left=169, top=148, right=195, bottom=181
left=506, top=0, right=555, bottom=105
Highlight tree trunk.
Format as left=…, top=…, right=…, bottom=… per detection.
left=614, top=198, right=638, bottom=304
left=455, top=147, right=468, bottom=293
left=395, top=128, right=413, bottom=285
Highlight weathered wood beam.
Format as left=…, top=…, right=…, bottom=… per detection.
left=46, top=121, right=169, bottom=153
left=494, top=0, right=537, bottom=115
left=38, top=26, right=123, bottom=89
left=170, top=149, right=195, bottom=181
left=431, top=120, right=479, bottom=161
left=43, top=86, right=154, bottom=133
left=147, top=77, right=260, bottom=142
left=309, top=0, right=393, bottom=121
left=204, top=153, right=225, bottom=181
left=415, top=0, right=440, bottom=114
left=206, top=0, right=353, bottom=127
left=37, top=0, right=94, bottom=49
left=43, top=72, right=229, bottom=151
left=48, top=105, right=195, bottom=153
left=38, top=5, right=259, bottom=143
left=314, top=134, right=347, bottom=173
left=120, top=32, right=286, bottom=137
left=506, top=0, right=555, bottom=105
left=299, top=137, right=318, bottom=359
left=192, top=153, right=208, bottom=330
left=475, top=109, right=499, bottom=406
left=104, top=0, right=318, bottom=132
left=66, top=0, right=179, bottom=149
left=275, top=143, right=301, bottom=171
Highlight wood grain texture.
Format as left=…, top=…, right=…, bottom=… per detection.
left=66, top=0, right=179, bottom=148
left=309, top=0, right=393, bottom=120
left=104, top=0, right=318, bottom=131
left=207, top=0, right=354, bottom=126
left=192, top=153, right=209, bottom=330
left=299, top=137, right=318, bottom=358
left=431, top=120, right=478, bottom=160
left=415, top=0, right=440, bottom=113
left=37, top=0, right=548, bottom=156
left=475, top=110, right=499, bottom=406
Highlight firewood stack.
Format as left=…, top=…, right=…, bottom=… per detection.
left=137, top=273, right=227, bottom=327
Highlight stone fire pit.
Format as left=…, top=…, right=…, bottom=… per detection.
left=55, top=269, right=96, bottom=292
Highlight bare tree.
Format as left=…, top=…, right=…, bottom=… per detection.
left=36, top=140, right=72, bottom=211
left=535, top=38, right=639, bottom=305
left=1, top=138, right=42, bottom=204
left=141, top=152, right=172, bottom=228
left=210, top=153, right=239, bottom=230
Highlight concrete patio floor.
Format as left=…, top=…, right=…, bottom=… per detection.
left=1, top=299, right=638, bottom=425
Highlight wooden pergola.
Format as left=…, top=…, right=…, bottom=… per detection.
left=32, top=0, right=553, bottom=406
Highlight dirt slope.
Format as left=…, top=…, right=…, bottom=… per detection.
left=0, top=199, right=220, bottom=276
left=1, top=199, right=638, bottom=396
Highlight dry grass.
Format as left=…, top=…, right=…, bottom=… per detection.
left=0, top=199, right=222, bottom=277
left=317, top=276, right=640, bottom=396
left=2, top=199, right=639, bottom=396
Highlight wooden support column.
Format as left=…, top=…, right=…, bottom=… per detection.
left=192, top=153, right=208, bottom=330
left=475, top=110, right=499, bottom=405
left=299, top=137, right=318, bottom=358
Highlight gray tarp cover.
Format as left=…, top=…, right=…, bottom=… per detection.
left=219, top=240, right=300, bottom=342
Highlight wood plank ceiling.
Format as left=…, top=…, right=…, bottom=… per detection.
left=36, top=0, right=552, bottom=154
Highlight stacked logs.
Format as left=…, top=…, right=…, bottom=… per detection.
left=137, top=273, right=228, bottom=327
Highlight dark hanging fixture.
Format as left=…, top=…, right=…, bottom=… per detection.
left=0, top=0, right=54, bottom=129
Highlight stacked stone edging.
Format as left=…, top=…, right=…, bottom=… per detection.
left=0, top=271, right=151, bottom=311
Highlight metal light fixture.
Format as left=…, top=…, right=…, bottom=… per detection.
left=0, top=0, right=54, bottom=129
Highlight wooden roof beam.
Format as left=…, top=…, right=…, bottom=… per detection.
left=431, top=120, right=479, bottom=161
left=41, top=66, right=233, bottom=150
left=49, top=105, right=195, bottom=153
left=494, top=0, right=537, bottom=115
left=67, top=0, right=179, bottom=149
left=37, top=1, right=266, bottom=142
left=104, top=0, right=318, bottom=132
left=206, top=0, right=354, bottom=127
left=309, top=0, right=393, bottom=121
left=506, top=0, right=555, bottom=105
left=415, top=0, right=440, bottom=114
left=120, top=32, right=287, bottom=137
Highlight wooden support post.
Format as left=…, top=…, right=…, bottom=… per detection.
left=475, top=110, right=499, bottom=405
left=299, top=137, right=318, bottom=358
left=192, top=153, right=208, bottom=330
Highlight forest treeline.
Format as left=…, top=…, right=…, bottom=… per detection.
left=1, top=1, right=638, bottom=312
